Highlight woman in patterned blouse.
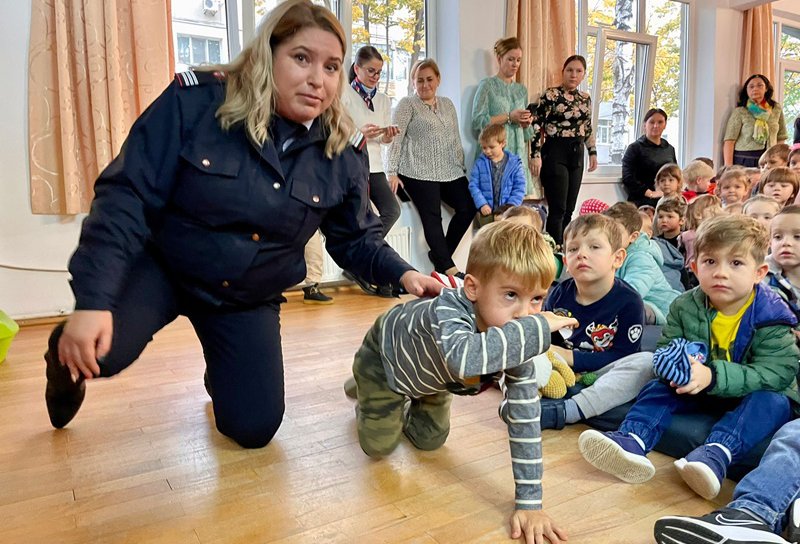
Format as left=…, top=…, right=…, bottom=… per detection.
left=387, top=59, right=474, bottom=275
left=531, top=55, right=597, bottom=245
left=471, top=37, right=536, bottom=196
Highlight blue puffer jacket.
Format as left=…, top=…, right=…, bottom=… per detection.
left=468, top=150, right=526, bottom=211
left=653, top=236, right=685, bottom=291
left=617, top=233, right=681, bottom=325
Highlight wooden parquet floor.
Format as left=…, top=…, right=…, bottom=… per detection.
left=0, top=289, right=727, bottom=543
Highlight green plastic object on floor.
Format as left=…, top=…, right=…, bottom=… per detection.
left=0, top=310, right=19, bottom=364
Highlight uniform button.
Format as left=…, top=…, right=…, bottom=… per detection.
left=251, top=233, right=260, bottom=242
left=312, top=195, right=320, bottom=203
left=201, top=158, right=211, bottom=167
left=273, top=182, right=281, bottom=190
left=221, top=280, right=230, bottom=288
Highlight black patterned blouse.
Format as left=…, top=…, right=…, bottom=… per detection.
left=530, top=86, right=597, bottom=158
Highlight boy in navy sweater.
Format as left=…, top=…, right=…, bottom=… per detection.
left=541, top=213, right=653, bottom=429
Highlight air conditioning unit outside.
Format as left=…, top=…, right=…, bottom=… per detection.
left=202, top=0, right=219, bottom=16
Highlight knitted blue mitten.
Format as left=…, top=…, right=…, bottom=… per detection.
left=653, top=338, right=704, bottom=386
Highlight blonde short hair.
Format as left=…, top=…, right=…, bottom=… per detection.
left=694, top=214, right=768, bottom=264
left=479, top=123, right=507, bottom=145
left=760, top=143, right=791, bottom=167
left=683, top=160, right=714, bottom=184
left=716, top=168, right=750, bottom=191
left=206, top=0, right=352, bottom=158
left=501, top=205, right=543, bottom=231
left=685, top=194, right=723, bottom=230
left=467, top=221, right=555, bottom=290
left=563, top=213, right=624, bottom=252
left=743, top=194, right=782, bottom=215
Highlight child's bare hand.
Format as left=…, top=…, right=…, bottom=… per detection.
left=540, top=311, right=579, bottom=334
left=674, top=357, right=712, bottom=395
left=510, top=509, right=568, bottom=544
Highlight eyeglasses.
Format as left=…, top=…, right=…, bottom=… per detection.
left=362, top=67, right=383, bottom=77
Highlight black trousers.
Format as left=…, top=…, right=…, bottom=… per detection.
left=47, top=252, right=285, bottom=449
left=369, top=172, right=401, bottom=237
left=399, top=174, right=475, bottom=272
left=540, top=137, right=585, bottom=245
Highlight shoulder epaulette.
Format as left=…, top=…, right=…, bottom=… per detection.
left=349, top=130, right=366, bottom=152
left=174, top=70, right=226, bottom=88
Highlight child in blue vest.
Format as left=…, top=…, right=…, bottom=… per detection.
left=468, top=124, right=526, bottom=226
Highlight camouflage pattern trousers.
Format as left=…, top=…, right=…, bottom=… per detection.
left=352, top=317, right=452, bottom=457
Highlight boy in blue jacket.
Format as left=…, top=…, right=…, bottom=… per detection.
left=468, top=124, right=526, bottom=225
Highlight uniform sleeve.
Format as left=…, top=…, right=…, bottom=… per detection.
left=321, top=155, right=414, bottom=287
left=471, top=79, right=491, bottom=133
left=621, top=142, right=646, bottom=200
left=724, top=109, right=744, bottom=142
left=432, top=296, right=551, bottom=378
left=386, top=98, right=414, bottom=177
left=500, top=362, right=543, bottom=510
left=708, top=325, right=800, bottom=397
left=572, top=292, right=645, bottom=372
left=68, top=82, right=186, bottom=311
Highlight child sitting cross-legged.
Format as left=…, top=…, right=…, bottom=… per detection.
left=579, top=214, right=799, bottom=500
left=350, top=220, right=577, bottom=542
left=603, top=202, right=680, bottom=325
left=540, top=214, right=654, bottom=430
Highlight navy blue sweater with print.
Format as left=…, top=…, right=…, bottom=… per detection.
left=544, top=278, right=645, bottom=372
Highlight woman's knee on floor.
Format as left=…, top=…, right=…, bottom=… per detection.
left=216, top=407, right=285, bottom=449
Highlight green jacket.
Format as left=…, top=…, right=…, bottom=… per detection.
left=658, top=284, right=799, bottom=406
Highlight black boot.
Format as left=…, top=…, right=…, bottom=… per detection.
left=44, top=323, right=86, bottom=429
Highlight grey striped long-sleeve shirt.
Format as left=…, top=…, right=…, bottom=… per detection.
left=379, top=287, right=551, bottom=509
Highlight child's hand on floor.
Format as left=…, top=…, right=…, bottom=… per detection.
left=510, top=509, right=568, bottom=544
left=673, top=356, right=712, bottom=395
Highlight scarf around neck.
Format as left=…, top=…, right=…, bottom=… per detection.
left=351, top=78, right=377, bottom=111
left=746, top=98, right=772, bottom=146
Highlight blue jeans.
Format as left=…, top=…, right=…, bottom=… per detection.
left=729, top=419, right=800, bottom=534
left=619, top=379, right=791, bottom=461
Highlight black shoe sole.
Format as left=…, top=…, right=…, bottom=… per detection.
left=654, top=517, right=788, bottom=544
left=342, top=270, right=378, bottom=295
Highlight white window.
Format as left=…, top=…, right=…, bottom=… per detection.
left=776, top=21, right=800, bottom=143
left=577, top=0, right=688, bottom=172
left=177, top=35, right=223, bottom=67
left=171, top=0, right=230, bottom=72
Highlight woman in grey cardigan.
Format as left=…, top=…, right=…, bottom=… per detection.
left=723, top=74, right=787, bottom=167
left=387, top=58, right=474, bottom=275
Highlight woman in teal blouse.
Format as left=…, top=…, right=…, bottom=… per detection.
left=471, top=37, right=536, bottom=196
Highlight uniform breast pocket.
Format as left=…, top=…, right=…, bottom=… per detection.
left=173, top=148, right=246, bottom=226
left=286, top=177, right=347, bottom=240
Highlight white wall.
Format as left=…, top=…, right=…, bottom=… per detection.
left=0, top=1, right=81, bottom=320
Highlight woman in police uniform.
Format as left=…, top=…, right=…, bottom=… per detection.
left=43, top=0, right=442, bottom=449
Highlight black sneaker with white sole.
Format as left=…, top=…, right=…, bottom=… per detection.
left=654, top=507, right=789, bottom=544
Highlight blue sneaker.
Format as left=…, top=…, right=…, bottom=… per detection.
left=654, top=507, right=789, bottom=544
left=674, top=444, right=730, bottom=499
left=578, top=429, right=655, bottom=483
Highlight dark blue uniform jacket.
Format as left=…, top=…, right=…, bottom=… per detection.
left=69, top=71, right=412, bottom=310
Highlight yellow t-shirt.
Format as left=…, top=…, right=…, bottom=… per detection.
left=710, top=291, right=755, bottom=361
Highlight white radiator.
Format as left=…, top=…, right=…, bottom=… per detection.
left=321, top=226, right=411, bottom=283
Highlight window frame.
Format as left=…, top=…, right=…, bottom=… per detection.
left=774, top=17, right=800, bottom=144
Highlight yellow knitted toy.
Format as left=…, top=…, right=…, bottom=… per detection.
left=538, top=350, right=576, bottom=399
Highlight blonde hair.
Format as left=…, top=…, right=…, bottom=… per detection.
left=414, top=58, right=441, bottom=80
left=759, top=166, right=800, bottom=203
left=694, top=214, right=768, bottom=264
left=743, top=194, right=782, bottom=215
left=202, top=0, right=352, bottom=158
left=494, top=37, right=522, bottom=58
left=685, top=194, right=723, bottom=230
left=466, top=221, right=555, bottom=290
left=479, top=123, right=507, bottom=145
left=563, top=213, right=624, bottom=251
left=716, top=168, right=749, bottom=191
left=683, top=160, right=714, bottom=185
left=501, top=205, right=543, bottom=231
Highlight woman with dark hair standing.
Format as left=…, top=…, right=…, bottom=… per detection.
left=723, top=74, right=787, bottom=167
left=621, top=108, right=677, bottom=208
left=471, top=37, right=535, bottom=195
left=341, top=45, right=401, bottom=296
left=531, top=55, right=597, bottom=244
left=387, top=59, right=474, bottom=275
